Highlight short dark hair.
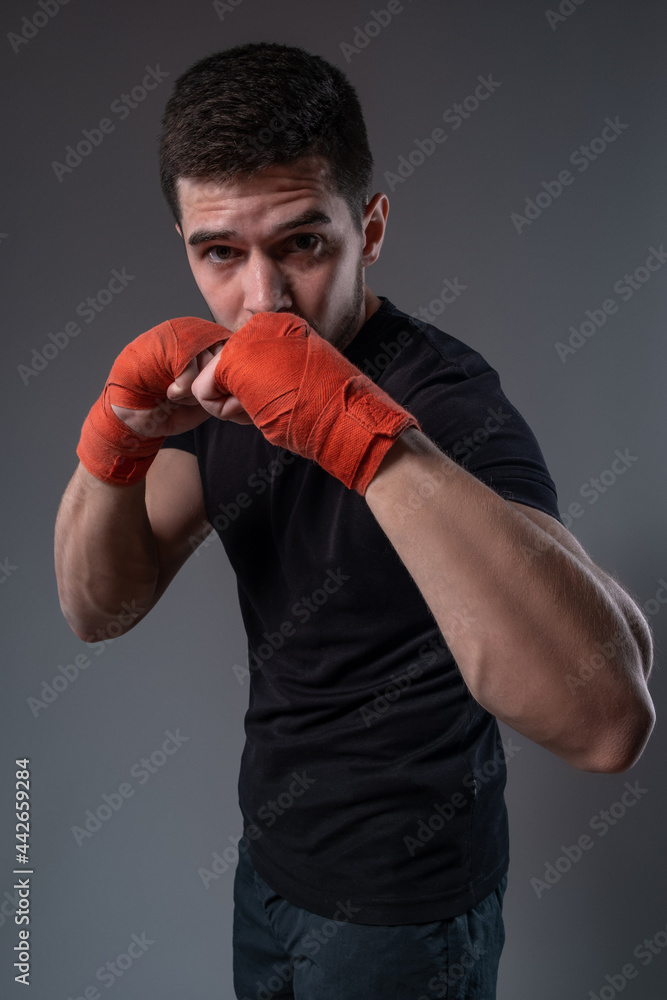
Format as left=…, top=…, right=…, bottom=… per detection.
left=159, top=42, right=374, bottom=232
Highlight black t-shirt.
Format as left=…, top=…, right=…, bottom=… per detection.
left=162, top=297, right=562, bottom=924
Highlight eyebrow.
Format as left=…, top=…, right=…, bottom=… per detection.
left=187, top=209, right=333, bottom=247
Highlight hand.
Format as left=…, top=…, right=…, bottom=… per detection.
left=188, top=345, right=254, bottom=425
left=77, top=316, right=234, bottom=485
left=111, top=342, right=232, bottom=438
left=191, top=311, right=420, bottom=494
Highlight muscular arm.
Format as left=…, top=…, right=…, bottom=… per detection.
left=54, top=322, right=240, bottom=641
left=54, top=448, right=211, bottom=641
left=365, top=428, right=655, bottom=774
left=187, top=309, right=655, bottom=774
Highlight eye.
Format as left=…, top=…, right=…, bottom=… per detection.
left=288, top=234, right=320, bottom=252
left=205, top=245, right=237, bottom=263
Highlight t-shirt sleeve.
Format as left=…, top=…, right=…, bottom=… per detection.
left=160, top=428, right=197, bottom=456
left=400, top=348, right=563, bottom=524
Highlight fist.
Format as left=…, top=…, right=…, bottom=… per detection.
left=77, top=316, right=239, bottom=485
left=111, top=342, right=226, bottom=439
left=191, top=311, right=419, bottom=493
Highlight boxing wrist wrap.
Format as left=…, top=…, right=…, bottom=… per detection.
left=76, top=316, right=225, bottom=485
left=213, top=311, right=420, bottom=495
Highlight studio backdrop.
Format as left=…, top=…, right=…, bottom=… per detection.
left=1, top=1, right=665, bottom=998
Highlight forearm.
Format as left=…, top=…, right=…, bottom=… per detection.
left=54, top=463, right=159, bottom=640
left=365, top=429, right=654, bottom=772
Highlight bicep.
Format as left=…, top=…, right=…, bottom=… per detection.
left=144, top=446, right=213, bottom=603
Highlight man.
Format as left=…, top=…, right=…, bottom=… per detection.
left=54, top=42, right=655, bottom=1000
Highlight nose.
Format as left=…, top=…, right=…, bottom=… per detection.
left=241, top=251, right=292, bottom=316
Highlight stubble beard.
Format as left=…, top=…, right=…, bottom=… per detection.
left=328, top=260, right=366, bottom=353
left=286, top=256, right=365, bottom=353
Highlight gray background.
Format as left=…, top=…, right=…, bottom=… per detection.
left=1, top=0, right=666, bottom=997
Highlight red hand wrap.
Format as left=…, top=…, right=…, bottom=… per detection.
left=77, top=316, right=226, bottom=485
left=213, top=312, right=420, bottom=494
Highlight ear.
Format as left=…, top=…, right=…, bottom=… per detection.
left=361, top=193, right=389, bottom=268
left=175, top=222, right=183, bottom=239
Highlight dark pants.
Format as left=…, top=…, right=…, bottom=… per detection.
left=233, top=848, right=507, bottom=1000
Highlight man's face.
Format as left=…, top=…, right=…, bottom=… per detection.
left=175, top=156, right=386, bottom=350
